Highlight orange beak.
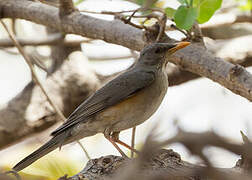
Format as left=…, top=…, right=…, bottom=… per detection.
left=168, top=41, right=190, bottom=54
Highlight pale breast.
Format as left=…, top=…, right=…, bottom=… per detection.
left=95, top=71, right=168, bottom=132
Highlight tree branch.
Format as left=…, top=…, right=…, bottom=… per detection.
left=173, top=44, right=252, bottom=100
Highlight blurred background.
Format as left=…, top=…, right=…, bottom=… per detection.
left=1, top=0, right=252, bottom=179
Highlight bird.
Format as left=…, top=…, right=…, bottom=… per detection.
left=13, top=41, right=190, bottom=172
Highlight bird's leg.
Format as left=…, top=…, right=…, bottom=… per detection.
left=111, top=132, right=139, bottom=154
left=104, top=131, right=127, bottom=157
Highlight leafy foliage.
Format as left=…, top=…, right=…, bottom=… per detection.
left=195, top=0, right=223, bottom=23
left=173, top=0, right=222, bottom=30
left=164, top=7, right=176, bottom=18
left=174, top=5, right=197, bottom=30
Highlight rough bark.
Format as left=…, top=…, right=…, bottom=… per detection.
left=172, top=44, right=252, bottom=100
left=58, top=149, right=250, bottom=180
left=66, top=149, right=201, bottom=180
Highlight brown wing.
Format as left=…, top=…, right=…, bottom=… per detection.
left=51, top=68, right=155, bottom=136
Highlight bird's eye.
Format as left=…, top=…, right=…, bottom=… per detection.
left=154, top=48, right=162, bottom=54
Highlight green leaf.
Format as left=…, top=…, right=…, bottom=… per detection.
left=164, top=7, right=176, bottom=18
left=193, top=0, right=203, bottom=7
left=196, top=0, right=222, bottom=24
left=190, top=0, right=193, bottom=6
left=174, top=5, right=197, bottom=30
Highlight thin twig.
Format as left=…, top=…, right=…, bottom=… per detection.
left=131, top=127, right=136, bottom=158
left=119, top=15, right=146, bottom=30
left=121, top=8, right=167, bottom=42
left=155, top=14, right=167, bottom=42
left=81, top=7, right=168, bottom=42
left=130, top=49, right=138, bottom=158
left=29, top=50, right=49, bottom=72
left=124, top=14, right=159, bottom=19
left=80, top=9, right=138, bottom=15
left=0, top=19, right=91, bottom=160
left=170, top=24, right=188, bottom=37
left=79, top=7, right=164, bottom=15
left=77, top=141, right=91, bottom=160
left=125, top=8, right=140, bottom=23
left=80, top=7, right=166, bottom=36
left=10, top=18, right=17, bottom=35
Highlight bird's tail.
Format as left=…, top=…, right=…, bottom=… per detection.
left=13, top=132, right=68, bottom=172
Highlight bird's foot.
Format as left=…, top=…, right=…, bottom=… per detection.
left=104, top=133, right=128, bottom=157
left=111, top=132, right=139, bottom=155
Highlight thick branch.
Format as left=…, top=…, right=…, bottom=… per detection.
left=65, top=150, right=209, bottom=180
left=172, top=44, right=252, bottom=100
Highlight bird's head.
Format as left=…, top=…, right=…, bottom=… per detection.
left=138, top=42, right=190, bottom=68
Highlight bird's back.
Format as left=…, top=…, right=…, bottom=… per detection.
left=90, top=69, right=169, bottom=133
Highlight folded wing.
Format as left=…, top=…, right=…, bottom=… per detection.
left=51, top=69, right=155, bottom=136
